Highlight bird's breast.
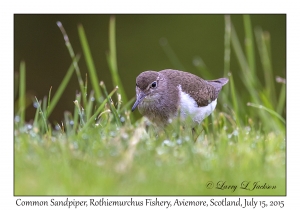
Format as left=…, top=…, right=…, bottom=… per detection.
left=179, top=89, right=217, bottom=124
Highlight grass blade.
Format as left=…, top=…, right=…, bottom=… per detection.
left=224, top=15, right=231, bottom=78
left=57, top=21, right=87, bottom=107
left=78, top=24, right=102, bottom=102
left=74, top=97, right=85, bottom=127
left=243, top=15, right=256, bottom=77
left=19, top=61, right=26, bottom=127
left=120, top=97, right=136, bottom=113
left=247, top=102, right=285, bottom=125
left=193, top=56, right=213, bottom=79
left=85, top=91, right=95, bottom=122
left=231, top=23, right=260, bottom=104
left=100, top=81, right=121, bottom=127
left=33, top=100, right=40, bottom=129
left=107, top=16, right=128, bottom=104
left=14, top=72, right=19, bottom=100
left=159, top=37, right=185, bottom=71
left=228, top=72, right=240, bottom=127
left=34, top=97, right=48, bottom=133
left=63, top=111, right=73, bottom=136
left=72, top=93, right=81, bottom=132
left=255, top=28, right=276, bottom=104
left=82, top=86, right=118, bottom=129
left=47, top=55, right=80, bottom=116
left=222, top=15, right=231, bottom=103
left=42, top=96, right=48, bottom=125
left=276, top=76, right=286, bottom=115
left=47, top=86, right=52, bottom=114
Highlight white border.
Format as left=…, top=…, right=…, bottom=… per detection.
left=2, top=0, right=298, bottom=209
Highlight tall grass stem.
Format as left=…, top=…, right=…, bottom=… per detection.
left=19, top=61, right=26, bottom=127
left=57, top=21, right=87, bottom=107
left=78, top=24, right=102, bottom=102
left=107, top=16, right=128, bottom=104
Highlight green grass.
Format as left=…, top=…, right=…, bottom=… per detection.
left=14, top=15, right=285, bottom=195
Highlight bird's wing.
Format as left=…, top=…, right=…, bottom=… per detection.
left=161, top=69, right=225, bottom=107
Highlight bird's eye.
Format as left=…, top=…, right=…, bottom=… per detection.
left=151, top=81, right=157, bottom=88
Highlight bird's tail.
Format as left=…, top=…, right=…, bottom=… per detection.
left=208, top=78, right=229, bottom=93
left=209, top=78, right=229, bottom=86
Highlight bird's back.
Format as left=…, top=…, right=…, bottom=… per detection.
left=160, top=69, right=228, bottom=107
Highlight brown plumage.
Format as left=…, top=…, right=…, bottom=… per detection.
left=132, top=69, right=228, bottom=127
left=159, top=69, right=228, bottom=107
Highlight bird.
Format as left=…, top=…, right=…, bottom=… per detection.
left=132, top=69, right=228, bottom=128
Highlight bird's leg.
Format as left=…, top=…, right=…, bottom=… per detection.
left=192, top=127, right=198, bottom=142
left=192, top=126, right=205, bottom=142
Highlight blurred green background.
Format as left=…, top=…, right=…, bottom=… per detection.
left=14, top=14, right=286, bottom=122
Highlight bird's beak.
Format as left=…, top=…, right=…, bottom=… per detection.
left=132, top=91, right=146, bottom=112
